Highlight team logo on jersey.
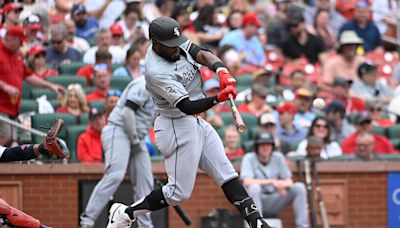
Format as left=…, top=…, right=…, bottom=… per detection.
left=164, top=84, right=177, bottom=95
left=173, top=27, right=180, bottom=37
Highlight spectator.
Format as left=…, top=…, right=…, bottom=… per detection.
left=238, top=83, right=272, bottom=117
left=339, top=1, right=382, bottom=52
left=56, top=84, right=89, bottom=118
left=366, top=100, right=395, bottom=128
left=304, top=0, right=346, bottom=33
left=171, top=5, right=194, bottom=34
left=258, top=111, right=283, bottom=151
left=110, top=23, right=125, bottom=49
left=217, top=45, right=242, bottom=77
left=64, top=19, right=90, bottom=53
left=77, top=107, right=106, bottom=163
left=71, top=4, right=99, bottom=42
left=313, top=9, right=336, bottom=50
left=350, top=62, right=394, bottom=104
left=117, top=7, right=145, bottom=42
left=348, top=131, right=382, bottom=161
left=280, top=66, right=316, bottom=101
left=236, top=68, right=275, bottom=103
left=293, top=88, right=316, bottom=128
left=372, top=0, right=399, bottom=50
left=84, top=0, right=125, bottom=28
left=224, top=125, right=245, bottom=159
left=391, top=63, right=400, bottom=91
left=219, top=12, right=265, bottom=66
left=113, top=46, right=144, bottom=79
left=281, top=5, right=326, bottom=64
left=104, top=89, right=122, bottom=118
left=304, top=135, right=325, bottom=158
left=341, top=111, right=396, bottom=154
left=322, top=31, right=365, bottom=86
left=330, top=77, right=365, bottom=113
left=240, top=132, right=308, bottom=228
left=295, top=116, right=342, bottom=159
left=0, top=3, right=23, bottom=38
left=265, top=0, right=292, bottom=49
left=275, top=102, right=307, bottom=154
left=193, top=4, right=225, bottom=49
left=132, top=36, right=150, bottom=60
left=83, top=28, right=126, bottom=64
left=22, top=14, right=45, bottom=50
left=46, top=24, right=83, bottom=69
left=0, top=26, right=64, bottom=146
left=324, top=100, right=356, bottom=144
left=27, top=45, right=58, bottom=79
left=86, top=64, right=111, bottom=103
left=77, top=49, right=112, bottom=86
left=226, top=10, right=243, bottom=31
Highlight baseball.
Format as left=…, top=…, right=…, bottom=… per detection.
left=313, top=98, right=325, bottom=110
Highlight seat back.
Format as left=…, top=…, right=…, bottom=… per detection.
left=110, top=76, right=132, bottom=91
left=59, top=62, right=85, bottom=74
left=31, top=113, right=76, bottom=143
left=46, top=75, right=88, bottom=88
left=65, top=124, right=88, bottom=162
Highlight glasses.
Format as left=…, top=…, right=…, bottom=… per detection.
left=94, top=63, right=109, bottom=72
left=108, top=89, right=122, bottom=97
left=369, top=107, right=382, bottom=112
left=51, top=40, right=63, bottom=45
left=315, top=123, right=328, bottom=129
left=35, top=53, right=46, bottom=58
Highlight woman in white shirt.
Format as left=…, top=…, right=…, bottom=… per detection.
left=295, top=116, right=342, bottom=159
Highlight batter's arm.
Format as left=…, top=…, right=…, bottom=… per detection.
left=187, top=43, right=222, bottom=71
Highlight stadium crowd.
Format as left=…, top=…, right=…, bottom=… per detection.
left=0, top=0, right=399, bottom=164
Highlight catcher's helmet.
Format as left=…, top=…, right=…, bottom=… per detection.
left=149, top=16, right=187, bottom=47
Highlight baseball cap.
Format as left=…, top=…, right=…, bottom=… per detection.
left=333, top=76, right=353, bottom=87
left=258, top=112, right=276, bottom=126
left=357, top=62, right=378, bottom=77
left=149, top=16, right=187, bottom=47
left=110, top=23, right=124, bottom=36
left=354, top=111, right=372, bottom=125
left=204, top=78, right=220, bottom=92
left=23, top=15, right=42, bottom=30
left=6, top=26, right=26, bottom=42
left=324, top=100, right=345, bottom=114
left=71, top=4, right=87, bottom=16
left=89, top=107, right=103, bottom=120
left=286, top=6, right=304, bottom=27
left=242, top=12, right=262, bottom=27
left=275, top=102, right=297, bottom=115
left=28, top=45, right=46, bottom=57
left=255, top=132, right=275, bottom=145
left=1, top=3, right=23, bottom=15
left=295, top=88, right=313, bottom=98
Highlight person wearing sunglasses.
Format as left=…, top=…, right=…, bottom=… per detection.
left=86, top=64, right=112, bottom=103
left=104, top=89, right=122, bottom=118
left=56, top=84, right=89, bottom=119
left=77, top=50, right=112, bottom=87
left=45, top=24, right=83, bottom=69
left=294, top=116, right=342, bottom=159
left=27, top=45, right=58, bottom=79
left=366, top=100, right=394, bottom=128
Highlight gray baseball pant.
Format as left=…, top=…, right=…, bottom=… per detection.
left=246, top=182, right=309, bottom=228
left=80, top=124, right=154, bottom=228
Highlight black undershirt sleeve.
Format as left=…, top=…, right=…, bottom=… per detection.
left=125, top=100, right=139, bottom=111
left=188, top=42, right=212, bottom=60
left=0, top=145, right=36, bottom=162
left=176, top=96, right=218, bottom=115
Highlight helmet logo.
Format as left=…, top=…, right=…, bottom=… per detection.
left=173, top=27, right=180, bottom=37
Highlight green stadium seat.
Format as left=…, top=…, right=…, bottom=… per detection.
left=31, top=113, right=76, bottom=144
left=390, top=139, right=400, bottom=150
left=50, top=100, right=62, bottom=110
left=20, top=99, right=38, bottom=113
left=59, top=62, right=85, bottom=74
left=111, top=64, right=124, bottom=71
left=89, top=101, right=105, bottom=113
left=79, top=113, right=89, bottom=125
left=30, top=88, right=58, bottom=100
left=346, top=113, right=358, bottom=125
left=327, top=154, right=353, bottom=161
left=46, top=75, right=88, bottom=88
left=65, top=124, right=88, bottom=162
left=386, top=124, right=400, bottom=139
left=372, top=126, right=386, bottom=136
left=380, top=154, right=400, bottom=161
left=22, top=81, right=33, bottom=99
left=84, top=87, right=96, bottom=94
left=110, top=76, right=132, bottom=91
left=235, top=74, right=253, bottom=88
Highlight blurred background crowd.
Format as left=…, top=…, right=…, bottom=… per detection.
left=0, top=0, right=400, bottom=163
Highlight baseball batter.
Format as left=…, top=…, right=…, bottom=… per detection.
left=80, top=76, right=155, bottom=228
left=107, top=16, right=270, bottom=228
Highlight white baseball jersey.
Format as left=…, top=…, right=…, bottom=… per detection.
left=0, top=146, right=5, bottom=158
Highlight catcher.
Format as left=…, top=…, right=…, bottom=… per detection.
left=0, top=119, right=69, bottom=228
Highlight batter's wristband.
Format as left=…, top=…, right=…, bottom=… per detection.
left=211, top=62, right=226, bottom=73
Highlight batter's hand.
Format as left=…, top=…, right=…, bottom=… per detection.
left=217, top=67, right=236, bottom=90
left=217, top=86, right=237, bottom=102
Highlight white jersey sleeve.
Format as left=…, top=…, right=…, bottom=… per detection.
left=0, top=146, right=6, bottom=159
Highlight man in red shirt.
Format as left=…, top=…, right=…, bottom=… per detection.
left=86, top=64, right=111, bottom=103
left=0, top=26, right=64, bottom=146
left=76, top=50, right=112, bottom=86
left=329, top=76, right=365, bottom=113
left=77, top=107, right=106, bottom=163
left=342, top=111, right=396, bottom=154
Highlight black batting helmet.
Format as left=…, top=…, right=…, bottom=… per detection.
left=255, top=132, right=275, bottom=154
left=149, top=16, right=187, bottom=47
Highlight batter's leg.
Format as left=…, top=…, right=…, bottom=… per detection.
left=80, top=125, right=130, bottom=227
left=128, top=141, right=154, bottom=228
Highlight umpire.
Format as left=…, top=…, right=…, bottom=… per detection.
left=80, top=76, right=155, bottom=228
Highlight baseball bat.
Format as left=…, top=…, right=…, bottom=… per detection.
left=154, top=179, right=192, bottom=226
left=228, top=94, right=246, bottom=133
left=312, top=159, right=330, bottom=228
left=304, top=159, right=318, bottom=228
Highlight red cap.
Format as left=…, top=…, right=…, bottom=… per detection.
left=6, top=26, right=26, bottom=42
left=110, top=23, right=124, bottom=36
left=275, top=102, right=297, bottom=115
left=28, top=45, right=46, bottom=57
left=1, top=3, right=23, bottom=15
left=242, top=13, right=262, bottom=27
